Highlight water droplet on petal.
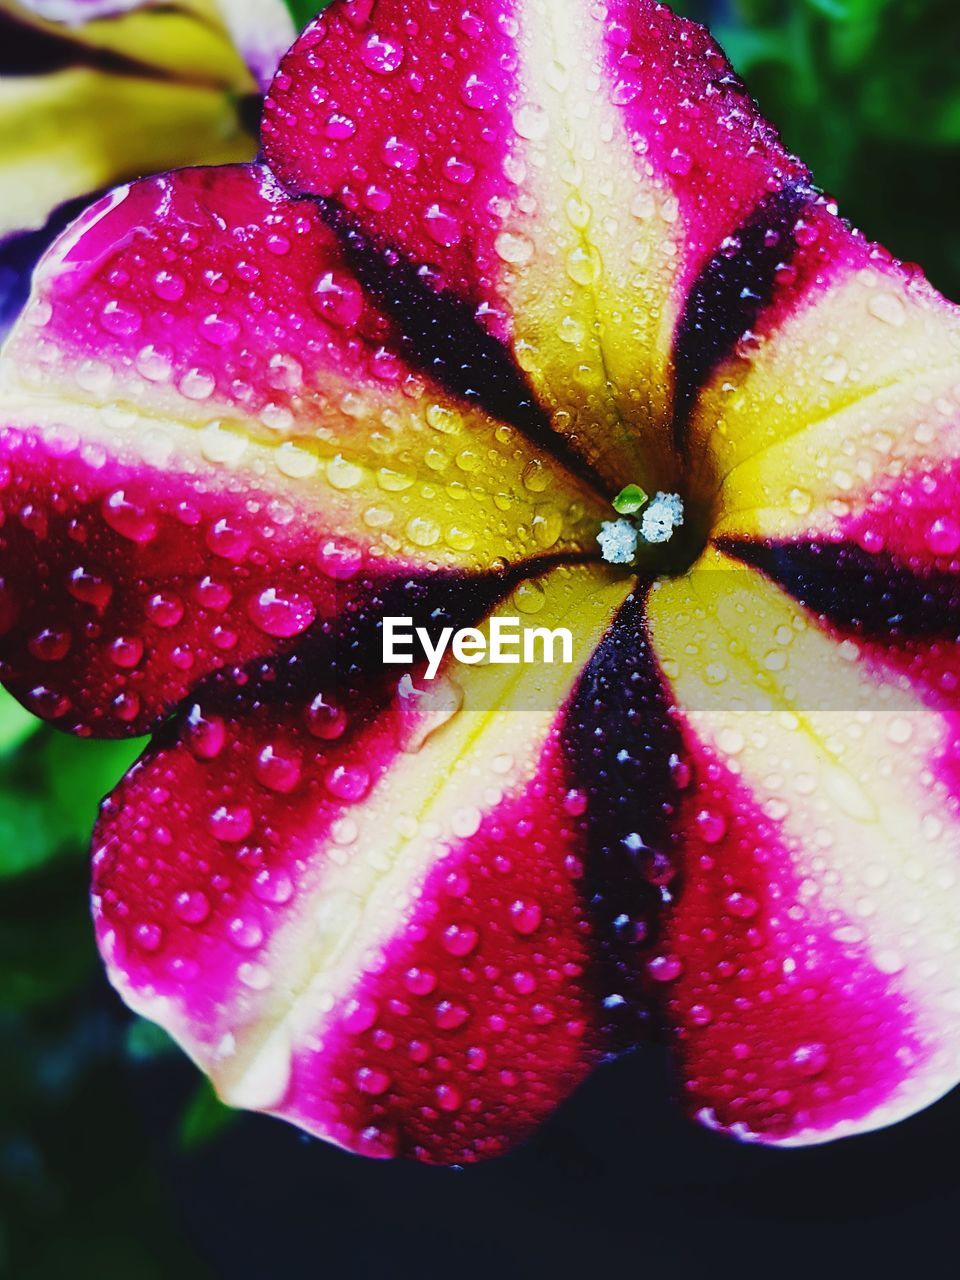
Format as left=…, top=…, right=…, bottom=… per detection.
left=356, top=1066, right=392, bottom=1095
left=509, top=900, right=543, bottom=935
left=209, top=805, right=254, bottom=843
left=174, top=890, right=211, bottom=925
left=441, top=923, right=479, bottom=956
left=360, top=32, right=405, bottom=74
left=255, top=743, right=302, bottom=793
left=867, top=292, right=906, bottom=327
left=925, top=516, right=960, bottom=556
left=102, top=490, right=157, bottom=544
left=252, top=867, right=294, bottom=905
left=247, top=588, right=316, bottom=638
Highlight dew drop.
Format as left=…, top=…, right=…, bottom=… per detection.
left=647, top=954, right=683, bottom=982
left=434, top=1083, right=462, bottom=1112
left=255, top=743, right=302, bottom=793
left=135, top=344, right=173, bottom=382
left=513, top=579, right=546, bottom=615
left=925, top=516, right=960, bottom=557
left=356, top=1066, right=392, bottom=1096
left=306, top=694, right=347, bottom=740
left=495, top=231, right=535, bottom=265
left=325, top=763, right=372, bottom=803
left=342, top=996, right=378, bottom=1034
left=405, top=967, right=437, bottom=996
left=790, top=1042, right=830, bottom=1077
left=461, top=74, right=498, bottom=110
left=821, top=354, right=849, bottom=385
left=247, top=588, right=316, bottom=638
left=510, top=900, right=543, bottom=935
left=179, top=367, right=216, bottom=401
left=423, top=204, right=463, bottom=248
left=102, top=490, right=157, bottom=544
left=174, top=890, right=211, bottom=925
left=134, top=921, right=163, bottom=952
left=441, top=923, right=479, bottom=956
left=434, top=1000, right=470, bottom=1030
left=695, top=808, right=727, bottom=844
left=867, top=292, right=906, bottom=327
left=208, top=804, right=254, bottom=843
left=562, top=788, right=588, bottom=817
left=360, top=32, right=405, bottom=74
left=312, top=271, right=363, bottom=328
left=397, top=673, right=463, bottom=751
left=228, top=914, right=264, bottom=950
left=100, top=300, right=141, bottom=336
left=724, top=890, right=759, bottom=919
left=145, top=590, right=184, bottom=628
left=67, top=570, right=113, bottom=609
left=383, top=136, right=420, bottom=170
left=153, top=270, right=185, bottom=302
left=252, top=867, right=294, bottom=905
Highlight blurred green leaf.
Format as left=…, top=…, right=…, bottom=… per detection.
left=804, top=0, right=852, bottom=20
left=0, top=691, right=40, bottom=757
left=0, top=788, right=66, bottom=882
left=41, top=733, right=144, bottom=843
left=706, top=22, right=794, bottom=75
left=125, top=1017, right=177, bottom=1063
left=282, top=0, right=333, bottom=31
left=178, top=1077, right=236, bottom=1150
left=0, top=875, right=97, bottom=1013
left=678, top=0, right=960, bottom=300
left=0, top=723, right=144, bottom=882
left=1, top=998, right=210, bottom=1279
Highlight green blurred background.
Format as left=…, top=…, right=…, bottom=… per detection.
left=685, top=0, right=960, bottom=300
left=2, top=1, right=959, bottom=1276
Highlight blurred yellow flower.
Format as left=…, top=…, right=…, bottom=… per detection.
left=0, top=0, right=296, bottom=328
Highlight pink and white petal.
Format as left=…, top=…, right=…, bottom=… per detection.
left=644, top=550, right=960, bottom=1144
left=263, top=0, right=806, bottom=490
left=0, top=164, right=602, bottom=735
left=92, top=565, right=632, bottom=1162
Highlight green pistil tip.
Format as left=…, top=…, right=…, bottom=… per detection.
left=612, top=483, right=648, bottom=516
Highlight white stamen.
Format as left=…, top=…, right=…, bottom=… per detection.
left=597, top=518, right=639, bottom=565
left=640, top=492, right=684, bottom=545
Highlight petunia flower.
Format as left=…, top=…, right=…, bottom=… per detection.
left=1, top=0, right=959, bottom=1164
left=0, top=0, right=296, bottom=334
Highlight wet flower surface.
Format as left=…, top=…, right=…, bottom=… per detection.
left=1, top=0, right=960, bottom=1163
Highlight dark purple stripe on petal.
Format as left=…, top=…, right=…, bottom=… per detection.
left=0, top=11, right=158, bottom=77
left=562, top=588, right=688, bottom=1046
left=191, top=553, right=592, bottom=714
left=0, top=192, right=100, bottom=339
left=672, top=181, right=815, bottom=454
left=722, top=537, right=960, bottom=639
left=318, top=200, right=613, bottom=501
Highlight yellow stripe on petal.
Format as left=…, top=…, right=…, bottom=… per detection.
left=0, top=383, right=602, bottom=571
left=3, top=165, right=607, bottom=570
left=697, top=225, right=960, bottom=542
left=496, top=0, right=681, bottom=490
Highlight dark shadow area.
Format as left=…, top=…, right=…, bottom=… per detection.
left=118, top=978, right=959, bottom=1279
